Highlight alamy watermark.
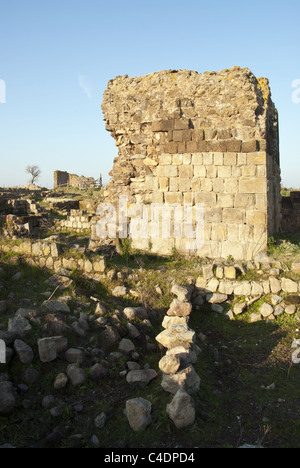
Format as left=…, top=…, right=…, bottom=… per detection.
left=0, top=339, right=6, bottom=363
left=95, top=196, right=205, bottom=251
left=292, top=79, right=300, bottom=104
left=0, top=79, right=6, bottom=104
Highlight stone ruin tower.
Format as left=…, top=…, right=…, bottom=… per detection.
left=95, top=66, right=281, bottom=260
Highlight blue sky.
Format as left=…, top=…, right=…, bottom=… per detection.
left=0, top=0, right=299, bottom=188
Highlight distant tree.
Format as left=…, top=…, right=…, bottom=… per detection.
left=25, top=165, right=41, bottom=184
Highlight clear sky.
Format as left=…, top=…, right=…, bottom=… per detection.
left=0, top=0, right=299, bottom=189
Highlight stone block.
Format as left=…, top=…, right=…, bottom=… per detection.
left=234, top=193, right=255, bottom=208
left=218, top=166, right=232, bottom=178
left=194, top=165, right=206, bottom=177
left=173, top=154, right=183, bottom=165
left=182, top=153, right=191, bottom=164
left=226, top=140, right=242, bottom=152
left=191, top=153, right=203, bottom=165
left=242, top=140, right=259, bottom=152
left=246, top=210, right=266, bottom=225
left=165, top=192, right=183, bottom=204
left=201, top=178, right=213, bottom=192
left=159, top=177, right=169, bottom=191
left=247, top=152, right=266, bottom=165
left=222, top=208, right=245, bottom=224
left=195, top=192, right=216, bottom=207
left=239, top=178, right=266, bottom=194
left=217, top=194, right=234, bottom=208
left=213, top=152, right=223, bottom=165
left=169, top=178, right=179, bottom=192
left=206, top=165, right=217, bottom=178
left=164, top=142, right=178, bottom=154
left=159, top=154, right=172, bottom=165
left=179, top=165, right=194, bottom=179
left=223, top=153, right=237, bottom=165
left=203, top=153, right=213, bottom=165
left=156, top=165, right=178, bottom=177
left=179, top=178, right=191, bottom=192
left=174, top=119, right=190, bottom=130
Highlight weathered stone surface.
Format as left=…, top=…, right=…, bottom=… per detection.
left=37, top=336, right=68, bottom=363
left=0, top=389, right=15, bottom=415
left=126, top=369, right=157, bottom=386
left=14, top=339, right=34, bottom=364
left=96, top=66, right=280, bottom=261
left=8, top=317, right=32, bottom=337
left=42, top=300, right=70, bottom=314
left=54, top=373, right=68, bottom=390
left=281, top=278, right=298, bottom=293
left=161, top=365, right=200, bottom=394
left=156, top=324, right=195, bottom=349
left=166, top=300, right=192, bottom=317
left=118, top=338, right=135, bottom=354
left=206, top=293, right=228, bottom=304
left=98, top=325, right=121, bottom=353
left=170, top=284, right=192, bottom=302
left=123, top=306, right=148, bottom=321
left=66, top=364, right=86, bottom=387
left=166, top=389, right=195, bottom=429
left=162, top=316, right=189, bottom=328
left=260, top=303, right=274, bottom=318
left=65, top=348, right=84, bottom=364
left=89, top=363, right=108, bottom=382
left=233, top=302, right=247, bottom=315
left=125, top=398, right=152, bottom=431
left=159, top=355, right=181, bottom=375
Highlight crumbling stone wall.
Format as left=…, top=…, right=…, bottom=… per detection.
left=54, top=171, right=97, bottom=189
left=281, top=192, right=300, bottom=232
left=98, top=66, right=281, bottom=260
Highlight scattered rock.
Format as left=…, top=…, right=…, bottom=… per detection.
left=123, top=306, right=148, bottom=321
left=65, top=348, right=84, bottom=364
left=125, top=397, right=152, bottom=431
left=89, top=363, right=108, bottom=382
left=260, top=303, right=274, bottom=318
left=94, top=412, right=106, bottom=429
left=37, top=336, right=68, bottom=363
left=14, top=339, right=34, bottom=364
left=66, top=364, right=86, bottom=387
left=54, top=373, right=68, bottom=390
left=112, top=286, right=128, bottom=297
left=126, top=369, right=157, bottom=386
left=42, top=300, right=70, bottom=314
left=8, top=317, right=32, bottom=337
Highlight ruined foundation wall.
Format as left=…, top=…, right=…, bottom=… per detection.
left=98, top=66, right=281, bottom=260
left=54, top=170, right=96, bottom=189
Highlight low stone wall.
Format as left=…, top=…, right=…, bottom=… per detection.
left=56, top=210, right=93, bottom=232
left=0, top=239, right=106, bottom=274
left=54, top=171, right=97, bottom=189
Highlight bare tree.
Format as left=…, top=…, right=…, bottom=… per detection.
left=25, top=165, right=41, bottom=184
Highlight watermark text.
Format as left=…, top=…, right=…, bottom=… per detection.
left=0, top=79, right=6, bottom=104
left=292, top=79, right=300, bottom=104
left=0, top=339, right=6, bottom=363
left=95, top=196, right=204, bottom=251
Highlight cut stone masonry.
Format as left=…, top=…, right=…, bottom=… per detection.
left=96, top=66, right=281, bottom=261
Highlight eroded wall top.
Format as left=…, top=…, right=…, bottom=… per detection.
left=102, top=66, right=279, bottom=199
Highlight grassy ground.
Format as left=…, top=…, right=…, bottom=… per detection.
left=1, top=225, right=300, bottom=448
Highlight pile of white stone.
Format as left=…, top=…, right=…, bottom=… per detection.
left=155, top=284, right=201, bottom=429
